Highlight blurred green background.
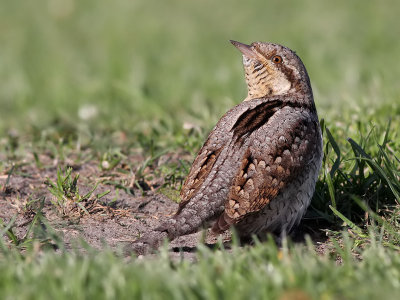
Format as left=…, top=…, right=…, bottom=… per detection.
left=0, top=0, right=399, bottom=143
left=1, top=3, right=400, bottom=298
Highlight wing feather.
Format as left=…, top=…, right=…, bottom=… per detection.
left=213, top=111, right=320, bottom=232
left=178, top=99, right=284, bottom=214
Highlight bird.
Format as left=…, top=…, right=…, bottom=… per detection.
left=132, top=40, right=323, bottom=254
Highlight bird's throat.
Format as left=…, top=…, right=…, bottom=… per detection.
left=244, top=66, right=292, bottom=101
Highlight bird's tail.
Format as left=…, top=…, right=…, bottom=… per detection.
left=125, top=230, right=168, bottom=256
left=124, top=218, right=178, bottom=256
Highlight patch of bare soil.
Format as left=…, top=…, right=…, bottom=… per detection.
left=0, top=152, right=332, bottom=259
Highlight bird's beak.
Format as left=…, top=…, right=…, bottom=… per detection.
left=230, top=40, right=258, bottom=59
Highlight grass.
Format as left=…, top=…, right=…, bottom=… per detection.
left=1, top=236, right=400, bottom=299
left=44, top=167, right=110, bottom=217
left=1, top=0, right=400, bottom=299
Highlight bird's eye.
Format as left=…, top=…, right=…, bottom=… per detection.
left=272, top=55, right=283, bottom=64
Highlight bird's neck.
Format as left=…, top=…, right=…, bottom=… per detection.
left=243, top=72, right=312, bottom=102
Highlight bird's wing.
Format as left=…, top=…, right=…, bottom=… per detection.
left=178, top=136, right=225, bottom=210
left=213, top=106, right=320, bottom=232
left=178, top=99, right=285, bottom=214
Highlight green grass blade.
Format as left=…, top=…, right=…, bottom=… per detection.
left=325, top=169, right=336, bottom=209
left=347, top=138, right=400, bottom=203
left=352, top=196, right=400, bottom=241
left=325, top=126, right=341, bottom=177
left=329, top=205, right=365, bottom=237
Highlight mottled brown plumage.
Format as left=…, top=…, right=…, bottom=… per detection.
left=132, top=40, right=323, bottom=254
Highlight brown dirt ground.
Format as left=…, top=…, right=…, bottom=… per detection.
left=0, top=152, right=332, bottom=260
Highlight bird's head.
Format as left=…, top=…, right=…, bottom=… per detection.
left=231, top=40, right=312, bottom=101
